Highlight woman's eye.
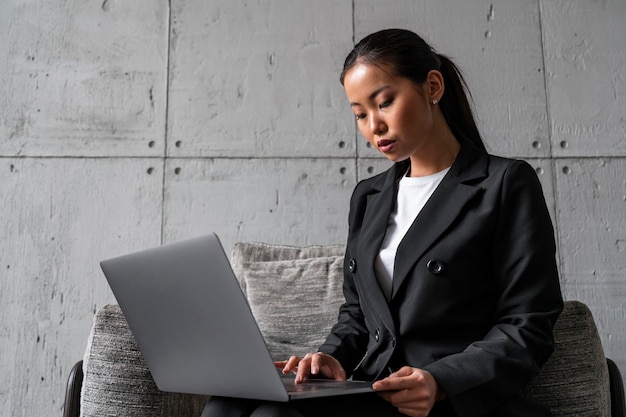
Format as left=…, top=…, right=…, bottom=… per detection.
left=379, top=100, right=392, bottom=109
left=355, top=113, right=366, bottom=121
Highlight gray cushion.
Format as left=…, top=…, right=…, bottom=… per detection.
left=80, top=304, right=209, bottom=417
left=525, top=300, right=611, bottom=416
left=231, top=242, right=346, bottom=360
left=241, top=256, right=345, bottom=360
left=231, top=241, right=345, bottom=295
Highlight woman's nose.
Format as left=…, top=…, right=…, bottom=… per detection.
left=369, top=113, right=386, bottom=136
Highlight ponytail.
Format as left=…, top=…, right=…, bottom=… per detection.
left=436, top=54, right=486, bottom=151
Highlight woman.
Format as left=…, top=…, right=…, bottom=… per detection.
left=203, top=28, right=563, bottom=417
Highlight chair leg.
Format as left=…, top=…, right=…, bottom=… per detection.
left=607, top=358, right=625, bottom=417
left=63, top=361, right=84, bottom=417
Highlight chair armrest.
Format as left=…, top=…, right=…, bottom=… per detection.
left=63, top=360, right=83, bottom=417
left=608, top=358, right=625, bottom=417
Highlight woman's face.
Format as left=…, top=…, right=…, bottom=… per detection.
left=343, top=61, right=437, bottom=163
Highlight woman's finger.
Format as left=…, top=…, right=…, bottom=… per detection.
left=294, top=355, right=313, bottom=383
left=281, top=355, right=302, bottom=374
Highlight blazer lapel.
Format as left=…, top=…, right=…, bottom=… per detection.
left=356, top=162, right=408, bottom=333
left=391, top=144, right=489, bottom=299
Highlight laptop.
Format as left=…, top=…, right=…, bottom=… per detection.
left=100, top=233, right=374, bottom=401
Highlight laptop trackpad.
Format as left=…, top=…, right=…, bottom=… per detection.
left=281, top=376, right=374, bottom=399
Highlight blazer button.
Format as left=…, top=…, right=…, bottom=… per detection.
left=427, top=260, right=445, bottom=275
left=374, top=328, right=380, bottom=342
left=348, top=259, right=357, bottom=273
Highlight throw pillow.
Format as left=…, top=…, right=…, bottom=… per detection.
left=237, top=251, right=345, bottom=360
left=231, top=242, right=345, bottom=296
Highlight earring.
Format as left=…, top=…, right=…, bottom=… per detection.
left=432, top=99, right=438, bottom=105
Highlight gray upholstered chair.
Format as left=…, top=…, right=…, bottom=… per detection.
left=64, top=243, right=625, bottom=417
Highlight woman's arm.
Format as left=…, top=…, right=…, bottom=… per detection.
left=423, top=160, right=563, bottom=416
left=317, top=245, right=370, bottom=373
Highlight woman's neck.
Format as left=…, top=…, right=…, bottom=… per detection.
left=408, top=128, right=460, bottom=177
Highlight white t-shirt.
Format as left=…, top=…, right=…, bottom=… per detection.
left=375, top=167, right=450, bottom=300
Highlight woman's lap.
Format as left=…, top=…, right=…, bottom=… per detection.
left=201, top=393, right=405, bottom=417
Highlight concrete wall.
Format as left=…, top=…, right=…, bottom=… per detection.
left=0, top=0, right=624, bottom=415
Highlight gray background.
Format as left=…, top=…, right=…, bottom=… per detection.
left=1, top=0, right=624, bottom=415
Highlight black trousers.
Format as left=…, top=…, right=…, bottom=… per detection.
left=201, top=394, right=406, bottom=417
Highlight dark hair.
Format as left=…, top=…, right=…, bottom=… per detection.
left=340, top=29, right=485, bottom=151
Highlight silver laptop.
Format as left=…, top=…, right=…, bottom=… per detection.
left=100, top=233, right=373, bottom=401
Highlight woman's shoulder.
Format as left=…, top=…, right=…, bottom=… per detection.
left=352, top=160, right=405, bottom=195
left=486, top=154, right=539, bottom=180
left=480, top=154, right=547, bottom=203
left=450, top=143, right=543, bottom=194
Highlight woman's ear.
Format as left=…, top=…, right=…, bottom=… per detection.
left=426, top=70, right=445, bottom=103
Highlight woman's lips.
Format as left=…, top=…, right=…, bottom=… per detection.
left=377, top=139, right=396, bottom=153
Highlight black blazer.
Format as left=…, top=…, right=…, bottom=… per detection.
left=319, top=142, right=564, bottom=417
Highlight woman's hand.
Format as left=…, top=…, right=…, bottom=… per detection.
left=373, top=367, right=444, bottom=417
left=276, top=352, right=347, bottom=383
